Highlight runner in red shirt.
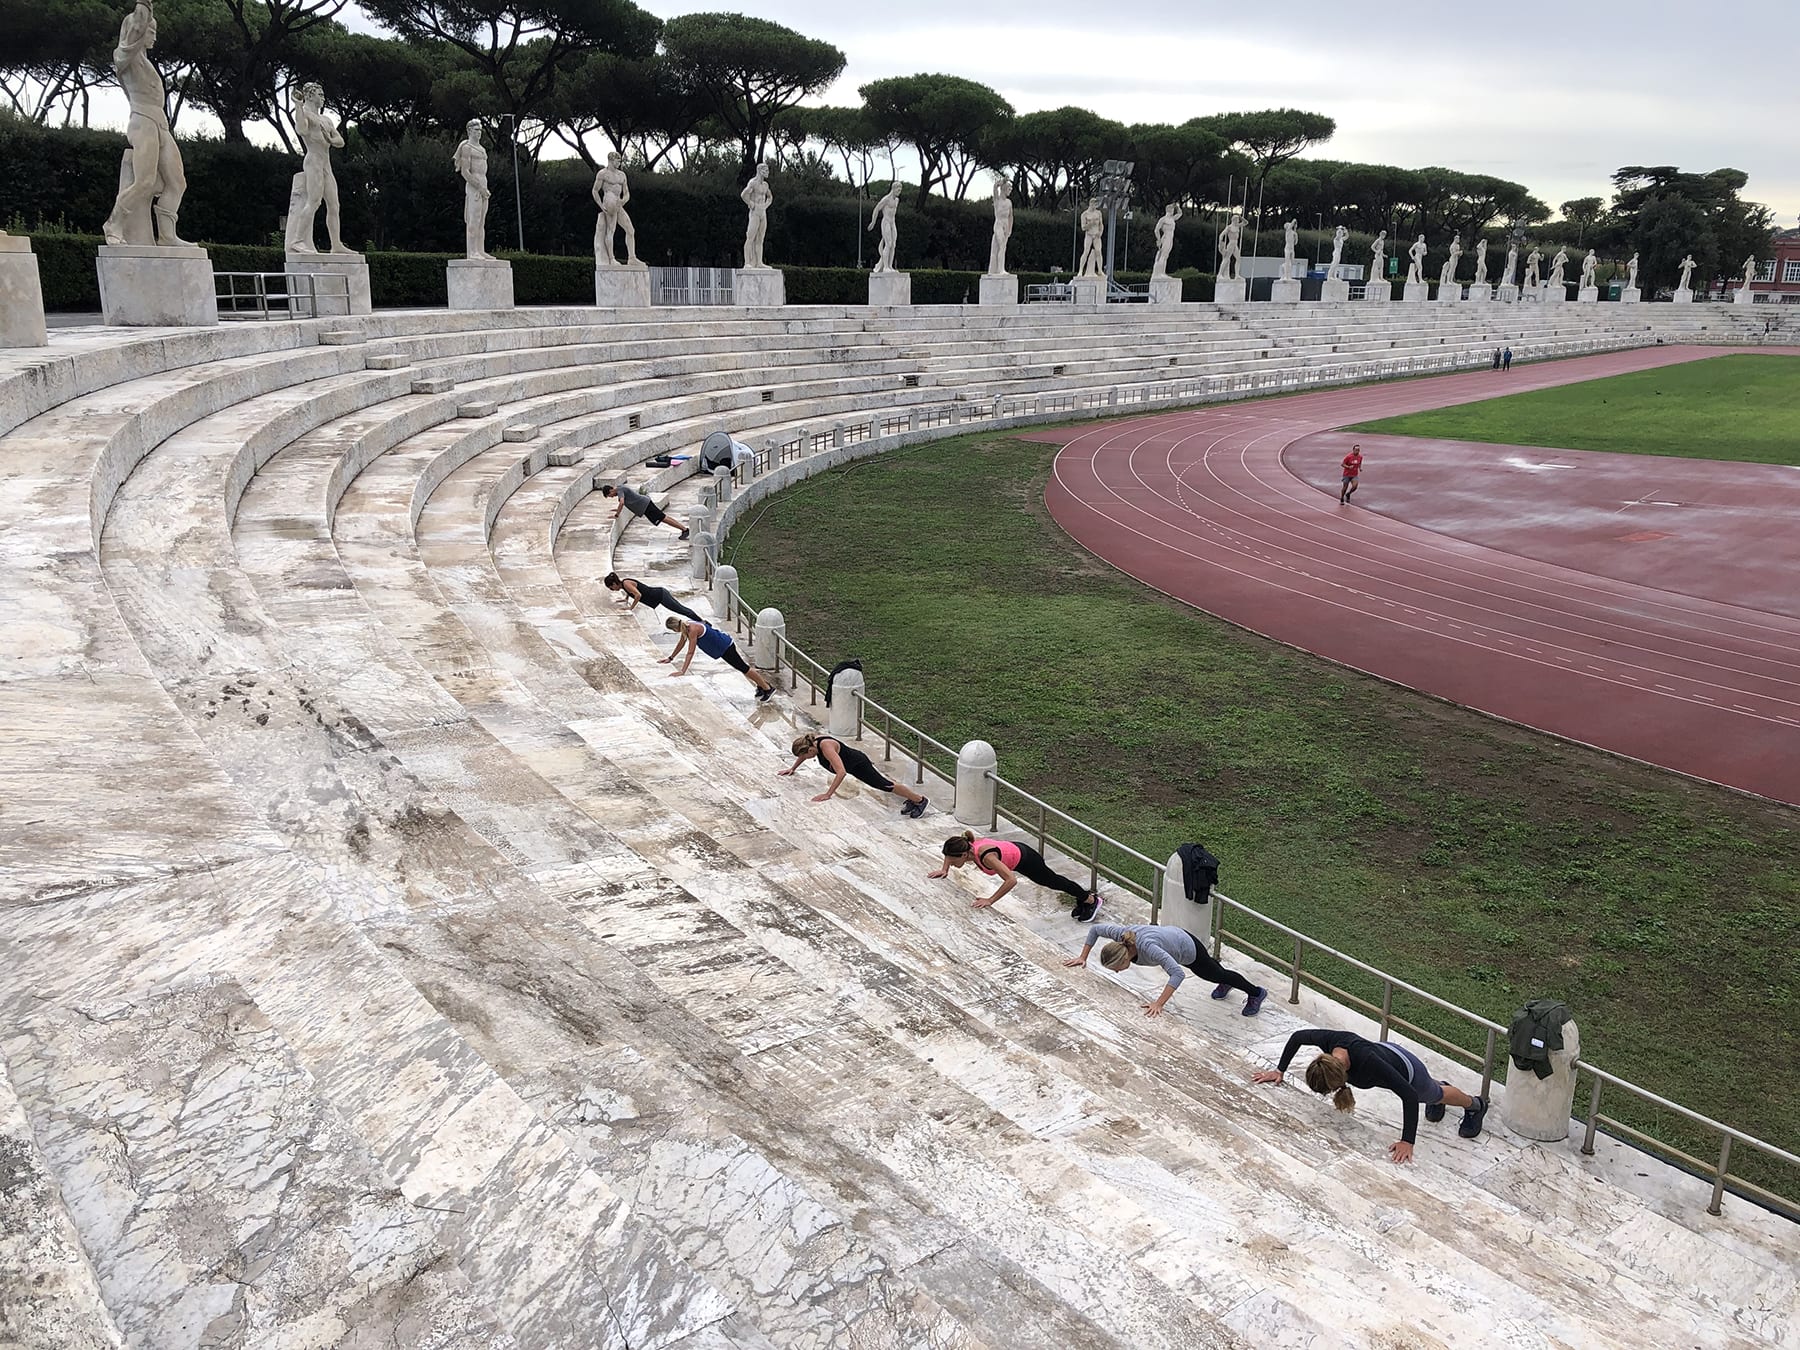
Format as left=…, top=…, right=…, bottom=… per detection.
left=1340, top=445, right=1364, bottom=504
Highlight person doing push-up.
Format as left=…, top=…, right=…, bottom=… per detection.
left=779, top=731, right=927, bottom=817
left=1065, top=923, right=1266, bottom=1018
left=604, top=572, right=702, bottom=622
left=662, top=616, right=774, bottom=701
left=1251, top=1027, right=1488, bottom=1163
left=929, top=832, right=1101, bottom=920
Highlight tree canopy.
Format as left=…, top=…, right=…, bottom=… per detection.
left=661, top=12, right=844, bottom=179
left=859, top=73, right=1013, bottom=206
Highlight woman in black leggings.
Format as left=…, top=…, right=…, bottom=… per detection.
left=604, top=572, right=702, bottom=623
left=927, top=832, right=1100, bottom=920
left=1065, top=923, right=1266, bottom=1018
left=780, top=731, right=928, bottom=817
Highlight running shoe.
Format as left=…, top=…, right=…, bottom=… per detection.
left=1425, top=1101, right=1447, bottom=1124
left=1210, top=983, right=1232, bottom=1000
left=1458, top=1096, right=1489, bottom=1139
left=1070, top=892, right=1102, bottom=922
left=1242, top=986, right=1268, bottom=1017
left=901, top=797, right=927, bottom=818
left=679, top=527, right=691, bottom=540
left=754, top=686, right=773, bottom=703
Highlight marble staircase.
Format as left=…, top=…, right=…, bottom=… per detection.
left=2, top=303, right=1794, bottom=1349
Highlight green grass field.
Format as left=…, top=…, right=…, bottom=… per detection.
left=728, top=431, right=1800, bottom=1184
left=1350, top=353, right=1800, bottom=463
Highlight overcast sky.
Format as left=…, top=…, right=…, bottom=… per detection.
left=634, top=0, right=1799, bottom=226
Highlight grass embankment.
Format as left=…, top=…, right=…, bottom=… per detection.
left=1350, top=353, right=1800, bottom=464
left=728, top=432, right=1800, bottom=1191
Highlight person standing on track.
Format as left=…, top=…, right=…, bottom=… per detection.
left=1491, top=347, right=1502, bottom=371
left=779, top=731, right=928, bottom=817
left=928, top=832, right=1101, bottom=920
left=605, top=572, right=703, bottom=622
left=1250, top=1027, right=1488, bottom=1163
left=662, top=615, right=774, bottom=701
left=1065, top=923, right=1267, bottom=1018
left=1340, top=445, right=1364, bottom=504
left=602, top=482, right=690, bottom=539
left=1502, top=346, right=1513, bottom=371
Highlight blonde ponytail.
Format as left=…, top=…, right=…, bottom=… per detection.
left=1305, top=1054, right=1356, bottom=1112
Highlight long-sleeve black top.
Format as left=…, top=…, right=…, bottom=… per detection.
left=1276, top=1028, right=1425, bottom=1144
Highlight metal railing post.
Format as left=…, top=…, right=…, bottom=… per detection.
left=1710, top=1137, right=1732, bottom=1217
left=1378, top=981, right=1394, bottom=1040
left=1581, top=1076, right=1603, bottom=1155
left=1088, top=834, right=1100, bottom=890
left=1480, top=1028, right=1497, bottom=1101
left=1289, top=939, right=1303, bottom=1004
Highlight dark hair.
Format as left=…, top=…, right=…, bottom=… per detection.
left=942, top=831, right=976, bottom=858
left=600, top=484, right=617, bottom=497
left=604, top=572, right=623, bottom=589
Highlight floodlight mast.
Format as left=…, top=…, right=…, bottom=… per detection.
left=1099, top=159, right=1135, bottom=289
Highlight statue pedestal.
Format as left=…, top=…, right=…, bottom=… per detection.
left=1268, top=277, right=1302, bottom=302
left=447, top=258, right=513, bottom=310
left=1672, top=288, right=1693, bottom=304
left=1540, top=285, right=1566, bottom=305
left=285, top=253, right=371, bottom=316
left=594, top=265, right=651, bottom=308
left=1436, top=283, right=1462, bottom=303
left=1577, top=286, right=1600, bottom=303
left=97, top=243, right=217, bottom=327
left=868, top=271, right=911, bottom=306
left=1070, top=276, right=1104, bottom=307
left=1620, top=287, right=1642, bottom=304
left=1466, top=282, right=1493, bottom=303
left=0, top=236, right=48, bottom=347
left=734, top=267, right=785, bottom=306
left=1496, top=283, right=1519, bottom=303
left=1401, top=281, right=1430, bottom=302
left=1319, top=278, right=1351, bottom=303
left=1213, top=277, right=1247, bottom=305
left=1363, top=280, right=1392, bottom=303
left=1147, top=276, right=1183, bottom=305
left=1734, top=286, right=1757, bottom=306
left=979, top=273, right=1017, bottom=306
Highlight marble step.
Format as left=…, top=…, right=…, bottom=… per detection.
left=0, top=974, right=515, bottom=1349
left=99, top=394, right=999, bottom=1350
left=0, top=1061, right=124, bottom=1350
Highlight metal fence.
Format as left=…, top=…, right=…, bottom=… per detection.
left=215, top=270, right=350, bottom=321
left=686, top=343, right=1800, bottom=1223
left=651, top=266, right=735, bottom=306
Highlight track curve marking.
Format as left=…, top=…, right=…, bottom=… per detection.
left=1040, top=345, right=1800, bottom=805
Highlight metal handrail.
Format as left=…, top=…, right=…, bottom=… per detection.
left=680, top=323, right=1798, bottom=1222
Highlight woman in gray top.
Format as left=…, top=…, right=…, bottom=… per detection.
left=1065, top=923, right=1266, bottom=1018
left=602, top=482, right=689, bottom=538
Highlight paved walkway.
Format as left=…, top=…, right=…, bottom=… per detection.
left=1038, top=345, right=1800, bottom=805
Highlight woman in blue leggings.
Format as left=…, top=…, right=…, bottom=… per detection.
left=1251, top=1027, right=1488, bottom=1163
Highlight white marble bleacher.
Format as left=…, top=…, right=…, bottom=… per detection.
left=0, top=301, right=1791, bottom=1349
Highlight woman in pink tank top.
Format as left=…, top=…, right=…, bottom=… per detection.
left=927, top=831, right=1100, bottom=919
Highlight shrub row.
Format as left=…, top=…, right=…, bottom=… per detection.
left=29, top=230, right=1221, bottom=311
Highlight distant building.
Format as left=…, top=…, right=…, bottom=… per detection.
left=1731, top=219, right=1800, bottom=303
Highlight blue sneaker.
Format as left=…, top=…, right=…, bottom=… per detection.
left=1242, top=987, right=1268, bottom=1017
left=1425, top=1101, right=1447, bottom=1124
left=1210, top=983, right=1232, bottom=1000
left=1458, top=1096, right=1489, bottom=1139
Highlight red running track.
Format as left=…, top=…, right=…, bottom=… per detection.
left=1038, top=345, right=1800, bottom=805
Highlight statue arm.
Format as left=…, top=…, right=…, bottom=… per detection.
left=116, top=5, right=154, bottom=62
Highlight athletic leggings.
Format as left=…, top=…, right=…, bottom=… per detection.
left=1182, top=935, right=1260, bottom=997
left=1006, top=843, right=1091, bottom=900
left=640, top=585, right=703, bottom=623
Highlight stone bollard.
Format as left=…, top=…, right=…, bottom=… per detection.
left=712, top=465, right=733, bottom=504
left=688, top=532, right=714, bottom=582
left=1501, top=1019, right=1581, bottom=1141
left=751, top=607, right=784, bottom=669
left=826, top=666, right=863, bottom=739
left=954, top=740, right=997, bottom=828
left=711, top=563, right=738, bottom=622
left=1157, top=850, right=1214, bottom=935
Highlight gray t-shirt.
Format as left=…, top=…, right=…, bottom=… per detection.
left=616, top=484, right=653, bottom=516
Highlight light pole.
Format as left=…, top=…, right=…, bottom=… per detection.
left=499, top=113, right=525, bottom=253
left=1097, top=158, right=1135, bottom=289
